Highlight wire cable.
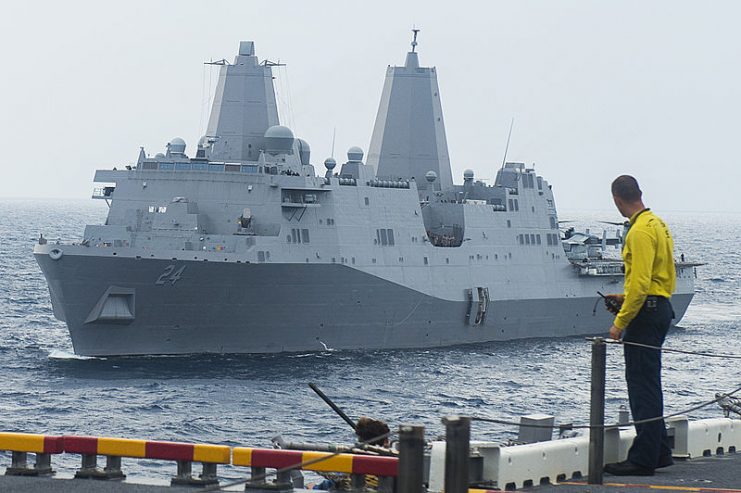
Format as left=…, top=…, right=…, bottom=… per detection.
left=604, top=338, right=741, bottom=359
left=471, top=383, right=741, bottom=431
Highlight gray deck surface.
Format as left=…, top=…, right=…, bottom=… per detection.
left=537, top=452, right=741, bottom=492
left=0, top=453, right=738, bottom=491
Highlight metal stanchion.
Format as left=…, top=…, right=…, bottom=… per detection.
left=588, top=337, right=606, bottom=484
left=443, top=416, right=470, bottom=493
left=398, top=424, right=425, bottom=493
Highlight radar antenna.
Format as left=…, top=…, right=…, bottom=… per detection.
left=411, top=28, right=420, bottom=53
left=500, top=117, right=515, bottom=170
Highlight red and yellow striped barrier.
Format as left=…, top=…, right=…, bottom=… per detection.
left=63, top=436, right=230, bottom=463
left=0, top=432, right=64, bottom=455
left=232, top=447, right=399, bottom=477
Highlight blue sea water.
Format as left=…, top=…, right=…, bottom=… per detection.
left=0, top=199, right=739, bottom=482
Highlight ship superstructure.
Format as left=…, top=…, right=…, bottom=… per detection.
left=34, top=37, right=697, bottom=356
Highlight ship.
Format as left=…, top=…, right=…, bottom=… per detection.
left=33, top=35, right=698, bottom=356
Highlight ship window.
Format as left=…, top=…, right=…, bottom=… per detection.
left=530, top=234, right=536, bottom=244
left=352, top=257, right=356, bottom=264
left=536, top=235, right=541, bottom=245
left=380, top=229, right=388, bottom=246
left=446, top=258, right=450, bottom=264
left=537, top=177, right=543, bottom=190
left=287, top=235, right=291, bottom=243
left=372, top=258, right=377, bottom=263
left=424, top=257, right=428, bottom=265
left=319, top=219, right=323, bottom=224
left=364, top=197, right=369, bottom=205
left=547, top=235, right=552, bottom=246
left=527, top=174, right=534, bottom=188
left=258, top=251, right=265, bottom=262
left=301, top=229, right=310, bottom=243
left=514, top=200, right=519, bottom=211
left=387, top=229, right=395, bottom=246
left=148, top=206, right=155, bottom=213
left=518, top=234, right=524, bottom=245
left=508, top=199, right=514, bottom=211
left=525, top=235, right=530, bottom=245
left=399, top=257, right=404, bottom=262
left=550, top=217, right=557, bottom=229
left=507, top=220, right=511, bottom=228
left=291, top=229, right=298, bottom=243
left=266, top=252, right=270, bottom=260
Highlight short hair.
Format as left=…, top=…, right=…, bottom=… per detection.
left=355, top=416, right=390, bottom=445
left=611, top=175, right=642, bottom=202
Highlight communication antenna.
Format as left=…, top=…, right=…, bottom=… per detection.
left=411, top=27, right=420, bottom=53
left=330, top=127, right=336, bottom=159
left=500, top=117, right=515, bottom=170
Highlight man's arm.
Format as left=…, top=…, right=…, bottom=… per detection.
left=614, top=229, right=656, bottom=330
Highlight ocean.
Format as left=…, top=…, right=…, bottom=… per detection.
left=0, top=199, right=739, bottom=483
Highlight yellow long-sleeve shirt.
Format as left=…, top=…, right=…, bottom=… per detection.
left=614, top=209, right=676, bottom=330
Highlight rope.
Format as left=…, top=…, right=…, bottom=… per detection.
left=470, top=383, right=741, bottom=431
left=205, top=431, right=395, bottom=492
left=605, top=338, right=741, bottom=359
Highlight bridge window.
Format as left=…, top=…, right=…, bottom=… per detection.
left=301, top=229, right=310, bottom=243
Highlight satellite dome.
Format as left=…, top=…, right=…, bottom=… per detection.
left=324, top=157, right=337, bottom=170
left=425, top=170, right=438, bottom=183
left=169, top=137, right=186, bottom=154
left=296, top=138, right=311, bottom=165
left=155, top=153, right=166, bottom=159
left=463, top=169, right=474, bottom=180
left=264, top=125, right=295, bottom=155
left=347, top=146, right=364, bottom=162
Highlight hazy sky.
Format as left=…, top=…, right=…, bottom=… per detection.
left=1, top=1, right=739, bottom=213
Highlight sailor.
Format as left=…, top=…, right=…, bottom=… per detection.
left=603, top=175, right=676, bottom=476
left=311, top=417, right=391, bottom=490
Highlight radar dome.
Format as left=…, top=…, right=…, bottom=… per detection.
left=296, top=138, right=311, bottom=165
left=264, top=125, right=295, bottom=155
left=155, top=153, right=166, bottom=159
left=463, top=169, right=474, bottom=180
left=169, top=137, right=186, bottom=154
left=425, top=170, right=438, bottom=183
left=324, top=157, right=337, bottom=170
left=347, top=146, right=364, bottom=162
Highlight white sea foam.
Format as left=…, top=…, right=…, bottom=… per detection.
left=48, top=349, right=102, bottom=360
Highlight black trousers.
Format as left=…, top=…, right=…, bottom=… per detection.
left=622, top=297, right=674, bottom=469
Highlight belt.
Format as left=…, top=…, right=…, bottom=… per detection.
left=644, top=295, right=669, bottom=311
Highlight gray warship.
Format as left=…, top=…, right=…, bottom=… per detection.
left=34, top=37, right=697, bottom=356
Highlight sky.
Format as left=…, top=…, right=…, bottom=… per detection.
left=1, top=1, right=739, bottom=213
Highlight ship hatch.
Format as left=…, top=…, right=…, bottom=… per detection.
left=84, top=287, right=136, bottom=324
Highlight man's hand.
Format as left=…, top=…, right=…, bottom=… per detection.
left=604, top=294, right=625, bottom=315
left=609, top=325, right=623, bottom=340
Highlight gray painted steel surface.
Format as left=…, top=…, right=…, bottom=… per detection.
left=33, top=38, right=696, bottom=356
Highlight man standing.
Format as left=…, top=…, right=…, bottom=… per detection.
left=604, top=175, right=676, bottom=476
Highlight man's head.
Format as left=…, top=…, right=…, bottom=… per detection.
left=355, top=416, right=390, bottom=446
left=611, top=175, right=644, bottom=218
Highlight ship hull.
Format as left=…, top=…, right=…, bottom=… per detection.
left=35, top=249, right=694, bottom=357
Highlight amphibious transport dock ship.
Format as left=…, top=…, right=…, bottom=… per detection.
left=34, top=38, right=697, bottom=356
